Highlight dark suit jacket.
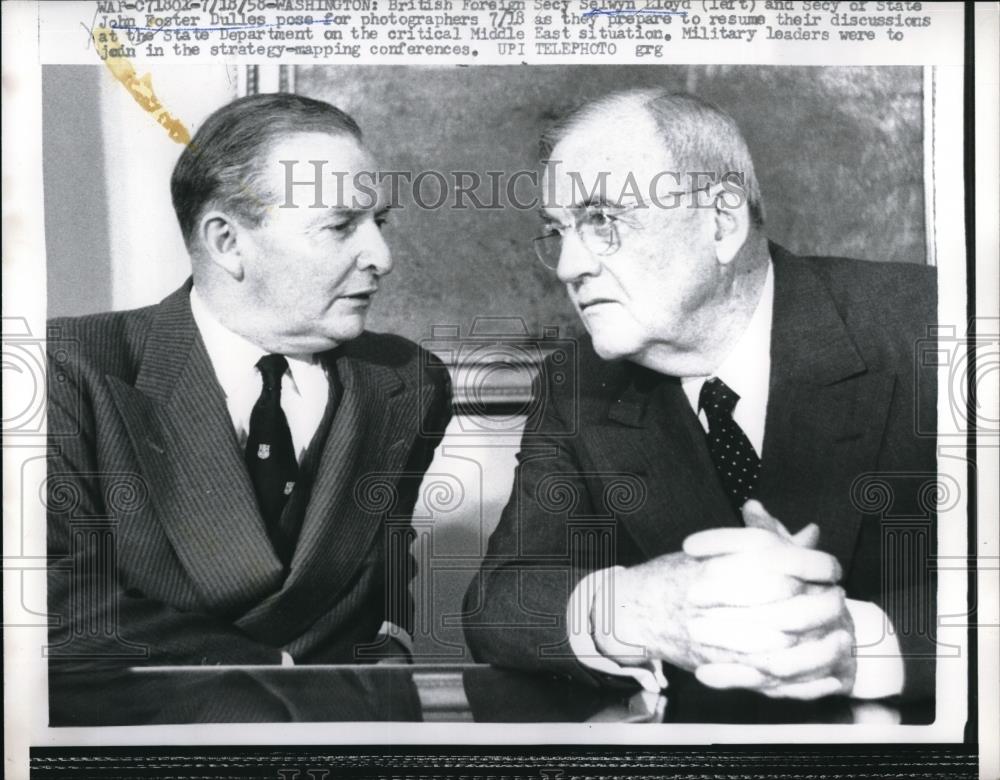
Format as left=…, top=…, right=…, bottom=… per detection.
left=463, top=244, right=937, bottom=702
left=47, top=282, right=451, bottom=673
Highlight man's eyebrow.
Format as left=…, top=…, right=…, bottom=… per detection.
left=576, top=196, right=622, bottom=209
left=324, top=205, right=389, bottom=219
left=538, top=200, right=604, bottom=217
left=546, top=197, right=618, bottom=212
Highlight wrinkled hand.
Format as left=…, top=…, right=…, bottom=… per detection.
left=688, top=501, right=857, bottom=699
left=591, top=502, right=843, bottom=679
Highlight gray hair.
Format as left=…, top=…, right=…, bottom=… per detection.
left=540, top=89, right=765, bottom=227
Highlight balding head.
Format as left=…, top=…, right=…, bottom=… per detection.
left=541, top=89, right=764, bottom=227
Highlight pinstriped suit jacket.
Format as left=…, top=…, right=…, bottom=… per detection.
left=46, top=282, right=451, bottom=672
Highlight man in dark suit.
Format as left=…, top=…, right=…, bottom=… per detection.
left=46, top=93, right=452, bottom=708
left=463, top=90, right=936, bottom=704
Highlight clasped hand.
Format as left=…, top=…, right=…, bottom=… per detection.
left=592, top=501, right=856, bottom=699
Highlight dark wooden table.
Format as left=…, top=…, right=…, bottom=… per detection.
left=48, top=663, right=933, bottom=726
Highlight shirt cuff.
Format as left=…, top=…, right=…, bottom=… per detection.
left=847, top=598, right=905, bottom=699
left=377, top=620, right=414, bottom=656
left=567, top=566, right=668, bottom=696
left=280, top=651, right=295, bottom=667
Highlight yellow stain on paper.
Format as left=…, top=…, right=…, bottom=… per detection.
left=93, top=27, right=191, bottom=146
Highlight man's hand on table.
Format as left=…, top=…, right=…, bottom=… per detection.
left=591, top=501, right=857, bottom=700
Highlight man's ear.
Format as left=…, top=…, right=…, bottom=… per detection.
left=710, top=184, right=750, bottom=267
left=198, top=210, right=245, bottom=281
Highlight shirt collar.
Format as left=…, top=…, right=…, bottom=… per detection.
left=189, top=287, right=316, bottom=400
left=681, top=259, right=774, bottom=410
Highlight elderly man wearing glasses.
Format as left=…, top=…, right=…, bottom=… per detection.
left=463, top=90, right=938, bottom=707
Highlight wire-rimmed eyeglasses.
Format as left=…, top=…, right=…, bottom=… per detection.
left=533, top=187, right=717, bottom=271
left=533, top=204, right=643, bottom=271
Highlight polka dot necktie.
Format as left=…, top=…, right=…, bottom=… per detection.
left=245, top=354, right=299, bottom=564
left=698, top=377, right=761, bottom=515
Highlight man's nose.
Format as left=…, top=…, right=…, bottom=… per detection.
left=555, top=230, right=601, bottom=285
left=355, top=221, right=393, bottom=276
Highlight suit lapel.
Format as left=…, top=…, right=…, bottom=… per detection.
left=107, top=284, right=284, bottom=614
left=236, top=343, right=416, bottom=638
left=585, top=365, right=737, bottom=558
left=759, top=246, right=895, bottom=569
left=288, top=349, right=406, bottom=581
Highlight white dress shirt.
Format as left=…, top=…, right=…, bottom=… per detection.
left=189, top=287, right=412, bottom=661
left=569, top=261, right=905, bottom=700
left=190, top=289, right=329, bottom=463
left=679, top=260, right=774, bottom=457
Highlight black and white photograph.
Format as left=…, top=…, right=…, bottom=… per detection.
left=2, top=2, right=996, bottom=778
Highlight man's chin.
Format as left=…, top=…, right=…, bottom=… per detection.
left=588, top=332, right=641, bottom=362
left=286, top=317, right=367, bottom=354
left=327, top=309, right=369, bottom=336
left=325, top=321, right=366, bottom=348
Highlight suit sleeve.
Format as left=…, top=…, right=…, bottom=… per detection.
left=46, top=352, right=283, bottom=671
left=462, top=363, right=633, bottom=688
left=381, top=349, right=453, bottom=642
